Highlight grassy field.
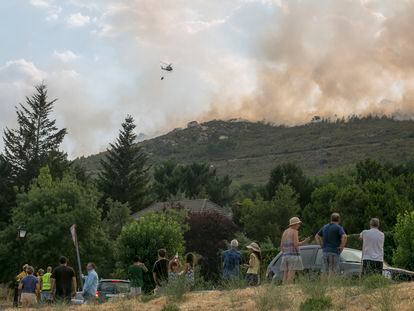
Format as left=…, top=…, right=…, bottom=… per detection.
left=76, top=117, right=414, bottom=186
left=4, top=279, right=414, bottom=311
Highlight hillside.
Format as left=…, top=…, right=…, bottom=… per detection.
left=76, top=117, right=414, bottom=185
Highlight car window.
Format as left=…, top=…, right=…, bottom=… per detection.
left=341, top=249, right=362, bottom=263
left=99, top=282, right=130, bottom=293
left=300, top=248, right=316, bottom=267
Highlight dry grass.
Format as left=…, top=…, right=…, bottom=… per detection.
left=3, top=283, right=414, bottom=311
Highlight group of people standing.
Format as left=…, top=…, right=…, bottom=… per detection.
left=127, top=249, right=195, bottom=297
left=222, top=213, right=385, bottom=285
left=281, top=213, right=384, bottom=283
left=15, top=256, right=99, bottom=307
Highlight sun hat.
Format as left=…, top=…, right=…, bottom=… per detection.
left=246, top=242, right=261, bottom=252
left=289, top=217, right=302, bottom=227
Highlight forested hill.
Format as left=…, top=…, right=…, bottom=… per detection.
left=75, top=117, right=414, bottom=185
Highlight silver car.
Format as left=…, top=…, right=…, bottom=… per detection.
left=266, top=245, right=414, bottom=282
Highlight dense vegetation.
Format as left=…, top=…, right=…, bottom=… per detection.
left=76, top=116, right=414, bottom=185
left=1, top=85, right=414, bottom=290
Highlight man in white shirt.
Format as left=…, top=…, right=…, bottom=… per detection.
left=359, top=218, right=384, bottom=276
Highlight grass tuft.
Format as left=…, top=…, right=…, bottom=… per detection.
left=299, top=296, right=332, bottom=311
left=254, top=284, right=290, bottom=311
left=161, top=303, right=181, bottom=311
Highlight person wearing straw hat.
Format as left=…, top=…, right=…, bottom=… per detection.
left=280, top=217, right=310, bottom=284
left=244, top=242, right=261, bottom=286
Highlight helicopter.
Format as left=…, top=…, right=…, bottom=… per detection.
left=160, top=62, right=173, bottom=80
left=160, top=62, right=173, bottom=72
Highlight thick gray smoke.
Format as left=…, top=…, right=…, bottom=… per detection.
left=205, top=0, right=414, bottom=124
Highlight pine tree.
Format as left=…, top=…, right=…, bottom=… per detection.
left=0, top=155, right=15, bottom=228
left=3, top=84, right=68, bottom=188
left=97, top=115, right=149, bottom=214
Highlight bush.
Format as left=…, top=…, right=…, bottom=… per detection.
left=393, top=211, right=414, bottom=270
left=299, top=296, right=332, bottom=311
left=115, top=212, right=185, bottom=290
left=165, top=275, right=188, bottom=302
left=184, top=211, right=237, bottom=280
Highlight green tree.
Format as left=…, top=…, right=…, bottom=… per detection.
left=98, top=115, right=150, bottom=214
left=0, top=155, right=15, bottom=228
left=115, top=212, right=185, bottom=275
left=0, top=167, right=112, bottom=282
left=264, top=163, right=313, bottom=208
left=104, top=199, right=132, bottom=240
left=152, top=160, right=182, bottom=201
left=393, top=211, right=414, bottom=270
left=3, top=84, right=68, bottom=188
left=152, top=161, right=233, bottom=206
left=334, top=184, right=368, bottom=234
left=301, top=183, right=339, bottom=236
left=356, top=159, right=388, bottom=184
left=241, top=184, right=300, bottom=245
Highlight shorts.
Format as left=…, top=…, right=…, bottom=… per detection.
left=130, top=287, right=142, bottom=296
left=322, top=252, right=340, bottom=273
left=280, top=255, right=304, bottom=271
left=362, top=260, right=383, bottom=276
left=21, top=293, right=37, bottom=307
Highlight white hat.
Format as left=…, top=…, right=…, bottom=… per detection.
left=289, top=217, right=302, bottom=227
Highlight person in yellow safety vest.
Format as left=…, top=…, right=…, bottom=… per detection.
left=13, top=264, right=28, bottom=307
left=40, top=267, right=53, bottom=303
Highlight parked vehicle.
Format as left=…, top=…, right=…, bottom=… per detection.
left=266, top=245, right=414, bottom=282
left=97, top=279, right=130, bottom=303
left=71, top=292, right=85, bottom=305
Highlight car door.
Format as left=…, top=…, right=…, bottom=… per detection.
left=339, top=249, right=362, bottom=277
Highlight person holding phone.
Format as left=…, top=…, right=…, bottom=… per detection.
left=280, top=217, right=310, bottom=284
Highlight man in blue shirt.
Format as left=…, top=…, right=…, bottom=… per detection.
left=315, top=213, right=347, bottom=278
left=82, top=263, right=99, bottom=303
left=223, top=239, right=242, bottom=279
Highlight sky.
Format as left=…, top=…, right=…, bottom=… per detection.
left=1, top=0, right=414, bottom=158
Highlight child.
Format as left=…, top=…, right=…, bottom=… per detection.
left=128, top=256, right=148, bottom=297
left=183, top=253, right=195, bottom=288
left=245, top=242, right=261, bottom=286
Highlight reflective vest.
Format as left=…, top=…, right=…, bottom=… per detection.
left=42, top=272, right=52, bottom=291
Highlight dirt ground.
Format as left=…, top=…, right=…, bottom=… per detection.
left=3, top=282, right=414, bottom=310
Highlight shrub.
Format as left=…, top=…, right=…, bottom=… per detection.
left=165, top=275, right=188, bottom=302
left=393, top=211, right=414, bottom=270
left=299, top=296, right=332, bottom=311
left=184, top=210, right=237, bottom=280
left=115, top=212, right=185, bottom=290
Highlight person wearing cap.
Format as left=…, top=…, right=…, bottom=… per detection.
left=222, top=239, right=242, bottom=280
left=19, top=266, right=40, bottom=307
left=14, top=264, right=28, bottom=307
left=315, top=213, right=347, bottom=278
left=244, top=242, right=261, bottom=286
left=280, top=217, right=310, bottom=284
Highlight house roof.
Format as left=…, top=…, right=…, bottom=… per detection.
left=131, top=199, right=231, bottom=219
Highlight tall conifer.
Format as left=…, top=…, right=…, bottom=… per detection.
left=97, top=115, right=149, bottom=214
